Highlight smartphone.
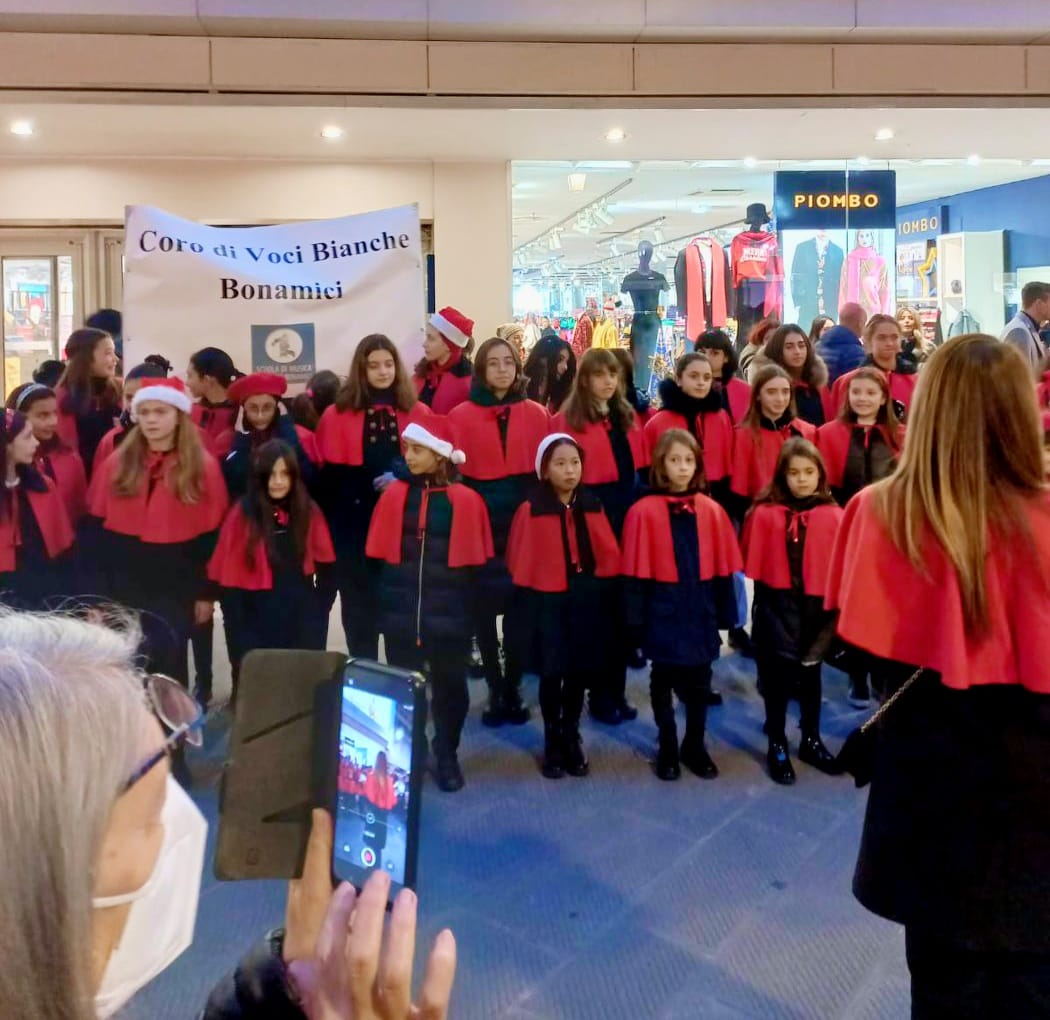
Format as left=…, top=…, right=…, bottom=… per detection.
left=327, top=658, right=427, bottom=901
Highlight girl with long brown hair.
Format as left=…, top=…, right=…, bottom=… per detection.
left=207, top=438, right=335, bottom=693
left=55, top=326, right=121, bottom=474
left=449, top=335, right=549, bottom=727
left=753, top=323, right=833, bottom=426
left=826, top=335, right=1050, bottom=1015
left=86, top=377, right=228, bottom=686
left=315, top=333, right=431, bottom=658
left=830, top=314, right=919, bottom=417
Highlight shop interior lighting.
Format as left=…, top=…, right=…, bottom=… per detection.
left=653, top=226, right=665, bottom=243
left=875, top=128, right=895, bottom=142
left=320, top=125, right=345, bottom=140
left=567, top=172, right=587, bottom=192
left=605, top=127, right=627, bottom=143
left=593, top=205, right=615, bottom=226
left=9, top=120, right=33, bottom=136
left=967, top=154, right=982, bottom=165
left=742, top=156, right=758, bottom=168
left=855, top=155, right=871, bottom=165
left=548, top=233, right=562, bottom=251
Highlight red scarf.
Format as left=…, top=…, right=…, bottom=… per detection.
left=684, top=239, right=728, bottom=340
left=420, top=344, right=462, bottom=393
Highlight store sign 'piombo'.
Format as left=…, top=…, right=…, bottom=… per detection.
left=773, top=170, right=897, bottom=230
left=792, top=191, right=882, bottom=209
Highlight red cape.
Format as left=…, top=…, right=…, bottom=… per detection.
left=414, top=370, right=471, bottom=417
left=825, top=487, right=1050, bottom=692
left=1037, top=371, right=1050, bottom=410
left=815, top=419, right=904, bottom=488
left=88, top=447, right=229, bottom=543
left=621, top=493, right=742, bottom=583
left=730, top=419, right=817, bottom=500
left=365, top=480, right=493, bottom=567
left=53, top=385, right=80, bottom=453
left=449, top=398, right=550, bottom=481
left=0, top=478, right=75, bottom=572
left=722, top=377, right=751, bottom=425
left=741, top=502, right=843, bottom=597
left=644, top=408, right=733, bottom=482
left=35, top=444, right=87, bottom=524
left=92, top=425, right=126, bottom=471
left=506, top=495, right=621, bottom=593
left=549, top=413, right=649, bottom=485
left=832, top=367, right=919, bottom=415
left=207, top=500, right=336, bottom=590
left=315, top=403, right=431, bottom=467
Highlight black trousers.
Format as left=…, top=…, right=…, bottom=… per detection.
left=538, top=672, right=588, bottom=731
left=337, top=560, right=380, bottom=660
left=650, top=662, right=712, bottom=745
left=756, top=655, right=822, bottom=742
left=906, top=928, right=1050, bottom=1019
left=384, top=633, right=470, bottom=759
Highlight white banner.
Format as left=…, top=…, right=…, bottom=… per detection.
left=123, top=204, right=425, bottom=386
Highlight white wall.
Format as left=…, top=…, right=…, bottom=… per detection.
left=0, top=158, right=512, bottom=337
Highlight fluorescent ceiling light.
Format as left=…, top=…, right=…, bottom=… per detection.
left=9, top=120, right=33, bottom=137
left=320, top=125, right=344, bottom=140
left=605, top=127, right=627, bottom=143
left=875, top=127, right=895, bottom=142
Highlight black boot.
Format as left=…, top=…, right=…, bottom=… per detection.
left=655, top=715, right=681, bottom=781
left=728, top=627, right=755, bottom=659
left=481, top=674, right=505, bottom=728
left=798, top=734, right=842, bottom=775
left=541, top=722, right=565, bottom=779
left=680, top=698, right=718, bottom=779
left=501, top=676, right=531, bottom=726
left=434, top=752, right=465, bottom=792
left=562, top=726, right=589, bottom=778
left=767, top=739, right=796, bottom=785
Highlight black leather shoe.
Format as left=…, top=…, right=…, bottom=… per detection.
left=728, top=627, right=755, bottom=659
left=434, top=754, right=465, bottom=792
left=541, top=752, right=565, bottom=780
left=767, top=740, right=796, bottom=785
left=589, top=699, right=624, bottom=726
left=481, top=693, right=505, bottom=728
left=563, top=734, right=590, bottom=777
left=502, top=690, right=531, bottom=726
left=680, top=742, right=719, bottom=779
left=655, top=745, right=681, bottom=781
left=616, top=699, right=639, bottom=722
left=703, top=688, right=724, bottom=707
left=798, top=734, right=842, bottom=775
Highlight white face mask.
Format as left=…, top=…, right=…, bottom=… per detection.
left=92, top=776, right=207, bottom=1019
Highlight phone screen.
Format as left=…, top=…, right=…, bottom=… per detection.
left=333, top=672, right=417, bottom=893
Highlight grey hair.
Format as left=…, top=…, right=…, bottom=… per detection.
left=0, top=609, right=146, bottom=1020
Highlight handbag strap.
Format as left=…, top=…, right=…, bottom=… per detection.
left=859, top=667, right=926, bottom=734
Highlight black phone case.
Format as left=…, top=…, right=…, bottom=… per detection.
left=321, top=658, right=428, bottom=894
left=214, top=648, right=347, bottom=881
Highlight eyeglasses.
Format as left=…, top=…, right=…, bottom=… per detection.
left=122, top=674, right=204, bottom=793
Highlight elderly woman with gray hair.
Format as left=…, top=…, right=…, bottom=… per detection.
left=0, top=610, right=456, bottom=1020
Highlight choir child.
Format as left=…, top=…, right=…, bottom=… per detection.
left=621, top=429, right=742, bottom=781
left=85, top=377, right=228, bottom=684
left=696, top=328, right=750, bottom=425
left=506, top=434, right=621, bottom=779
left=186, top=346, right=240, bottom=458
left=91, top=362, right=170, bottom=467
left=448, top=335, right=549, bottom=727
left=55, top=327, right=121, bottom=474
left=207, top=439, right=336, bottom=688
left=0, top=408, right=75, bottom=610
left=742, top=438, right=843, bottom=784
left=315, top=334, right=431, bottom=657
left=366, top=422, right=494, bottom=792
left=414, top=306, right=475, bottom=414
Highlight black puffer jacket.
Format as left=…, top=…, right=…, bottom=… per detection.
left=373, top=464, right=483, bottom=647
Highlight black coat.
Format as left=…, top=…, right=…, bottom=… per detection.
left=834, top=425, right=899, bottom=505
left=855, top=663, right=1050, bottom=952
left=373, top=469, right=480, bottom=649
left=624, top=504, right=736, bottom=667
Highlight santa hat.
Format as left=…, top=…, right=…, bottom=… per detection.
left=401, top=421, right=466, bottom=465
left=131, top=377, right=193, bottom=416
left=429, top=306, right=474, bottom=349
left=534, top=432, right=580, bottom=478
left=227, top=372, right=288, bottom=405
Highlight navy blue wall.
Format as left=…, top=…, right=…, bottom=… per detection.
left=898, top=173, right=1050, bottom=274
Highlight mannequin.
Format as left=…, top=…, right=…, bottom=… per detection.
left=790, top=229, right=844, bottom=324
left=840, top=229, right=891, bottom=318
left=730, top=204, right=783, bottom=350
left=621, top=241, right=669, bottom=393
left=674, top=236, right=733, bottom=342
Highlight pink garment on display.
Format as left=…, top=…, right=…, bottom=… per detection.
left=840, top=246, right=891, bottom=318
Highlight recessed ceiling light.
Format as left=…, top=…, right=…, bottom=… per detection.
left=320, top=125, right=344, bottom=140
left=875, top=128, right=894, bottom=142
left=567, top=172, right=587, bottom=192
left=743, top=156, right=758, bottom=168
left=9, top=120, right=33, bottom=137
left=967, top=153, right=982, bottom=165
left=605, top=127, right=626, bottom=143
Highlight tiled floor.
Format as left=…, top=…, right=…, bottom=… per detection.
left=121, top=610, right=911, bottom=1020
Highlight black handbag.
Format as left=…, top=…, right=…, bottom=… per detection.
left=835, top=667, right=925, bottom=788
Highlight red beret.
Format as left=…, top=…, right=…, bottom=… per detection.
left=227, top=372, right=288, bottom=404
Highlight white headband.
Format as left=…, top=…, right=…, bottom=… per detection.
left=534, top=432, right=579, bottom=478
left=401, top=422, right=466, bottom=465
